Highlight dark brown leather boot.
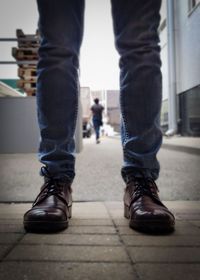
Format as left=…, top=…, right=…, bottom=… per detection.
left=24, top=175, right=72, bottom=233
left=124, top=176, right=175, bottom=233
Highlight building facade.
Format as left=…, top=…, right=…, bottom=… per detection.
left=106, top=90, right=120, bottom=132
left=160, top=0, right=200, bottom=135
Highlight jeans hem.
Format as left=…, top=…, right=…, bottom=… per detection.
left=121, top=166, right=159, bottom=183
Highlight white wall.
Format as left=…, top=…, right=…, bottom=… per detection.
left=175, top=0, right=200, bottom=93
left=160, top=0, right=169, bottom=101
left=160, top=0, right=200, bottom=100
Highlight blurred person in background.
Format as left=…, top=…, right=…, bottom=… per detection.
left=90, top=98, right=104, bottom=144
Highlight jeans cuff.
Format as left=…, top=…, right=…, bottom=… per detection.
left=40, top=166, right=74, bottom=184
left=121, top=166, right=159, bottom=183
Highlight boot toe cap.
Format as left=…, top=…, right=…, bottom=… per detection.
left=24, top=207, right=67, bottom=222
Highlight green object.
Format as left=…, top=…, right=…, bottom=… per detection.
left=0, top=79, right=24, bottom=94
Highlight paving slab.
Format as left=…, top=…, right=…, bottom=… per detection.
left=135, top=263, right=200, bottom=280
left=165, top=201, right=200, bottom=210
left=0, top=245, right=13, bottom=260
left=0, top=203, right=30, bottom=219
left=117, top=226, right=142, bottom=235
left=176, top=213, right=200, bottom=220
left=0, top=262, right=137, bottom=280
left=104, top=201, right=179, bottom=220
left=72, top=202, right=110, bottom=219
left=112, top=218, right=129, bottom=226
left=0, top=202, right=110, bottom=219
left=63, top=225, right=116, bottom=234
left=0, top=214, right=23, bottom=220
left=105, top=201, right=200, bottom=220
left=0, top=201, right=200, bottom=279
left=6, top=245, right=130, bottom=262
left=104, top=202, right=124, bottom=219
left=117, top=221, right=200, bottom=235
left=172, top=220, right=200, bottom=235
left=105, top=200, right=200, bottom=211
left=0, top=203, right=31, bottom=214
left=128, top=247, right=200, bottom=263
left=0, top=222, right=24, bottom=233
left=0, top=233, right=23, bottom=244
left=70, top=219, right=113, bottom=226
left=21, top=234, right=121, bottom=246
left=190, top=221, right=200, bottom=228
left=121, top=235, right=200, bottom=246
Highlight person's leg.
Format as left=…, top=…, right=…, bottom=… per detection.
left=93, top=120, right=98, bottom=140
left=96, top=122, right=100, bottom=140
left=24, top=0, right=85, bottom=232
left=96, top=123, right=101, bottom=143
left=36, top=0, right=85, bottom=183
left=111, top=0, right=175, bottom=233
left=93, top=119, right=100, bottom=141
left=111, top=0, right=162, bottom=180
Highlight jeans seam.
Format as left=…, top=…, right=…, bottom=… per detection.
left=120, top=89, right=129, bottom=147
left=71, top=74, right=79, bottom=140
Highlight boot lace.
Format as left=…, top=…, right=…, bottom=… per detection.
left=126, top=171, right=160, bottom=203
left=32, top=166, right=69, bottom=206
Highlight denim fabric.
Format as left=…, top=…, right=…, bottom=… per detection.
left=93, top=119, right=102, bottom=140
left=36, top=0, right=85, bottom=182
left=111, top=0, right=163, bottom=181
left=36, top=0, right=162, bottom=183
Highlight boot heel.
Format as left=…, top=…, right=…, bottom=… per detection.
left=124, top=204, right=130, bottom=219
left=68, top=206, right=72, bottom=219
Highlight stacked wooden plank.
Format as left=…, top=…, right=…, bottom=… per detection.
left=12, top=29, right=40, bottom=96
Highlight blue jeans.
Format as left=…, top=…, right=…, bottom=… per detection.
left=93, top=119, right=102, bottom=140
left=36, top=0, right=162, bottom=183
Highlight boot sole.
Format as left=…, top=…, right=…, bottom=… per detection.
left=124, top=204, right=175, bottom=234
left=24, top=220, right=69, bottom=233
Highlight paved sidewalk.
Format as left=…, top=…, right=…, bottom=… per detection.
left=162, top=136, right=200, bottom=155
left=111, top=134, right=200, bottom=152
left=1, top=137, right=200, bottom=202
left=0, top=201, right=200, bottom=280
left=163, top=135, right=200, bottom=149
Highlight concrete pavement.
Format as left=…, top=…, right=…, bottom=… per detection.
left=0, top=135, right=200, bottom=279
left=162, top=135, right=200, bottom=155
left=163, top=135, right=200, bottom=149
left=0, top=201, right=200, bottom=280
left=0, top=136, right=200, bottom=202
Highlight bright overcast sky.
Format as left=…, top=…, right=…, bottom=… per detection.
left=0, top=0, right=120, bottom=90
